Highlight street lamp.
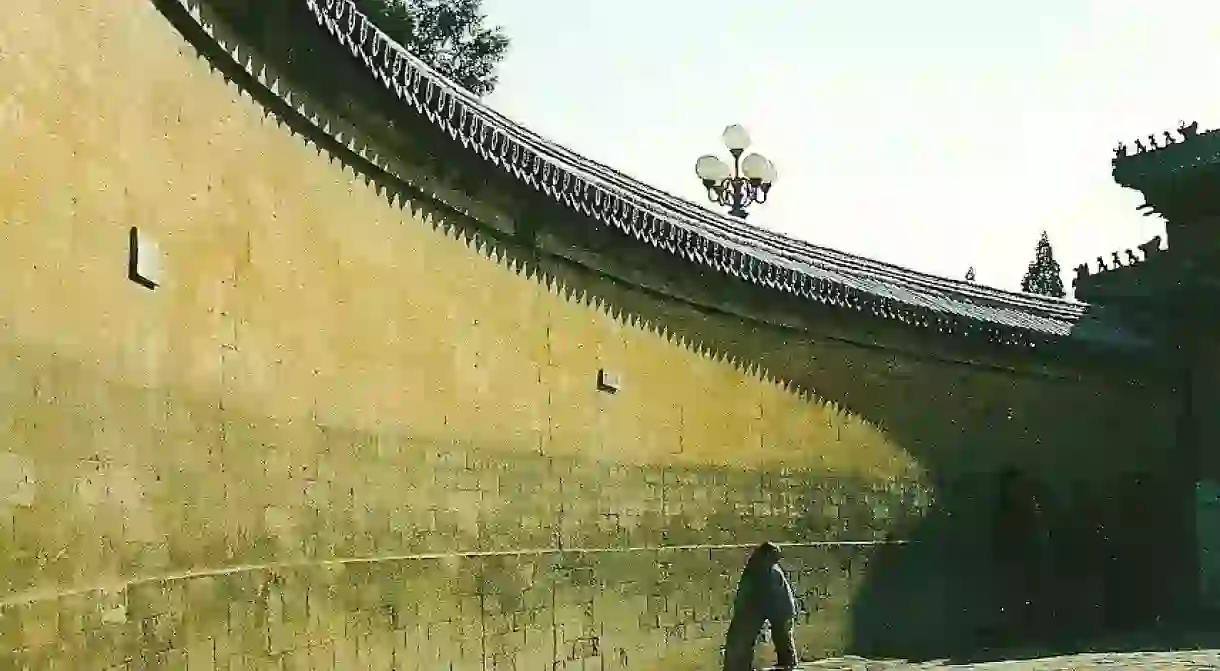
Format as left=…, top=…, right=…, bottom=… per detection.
left=694, top=124, right=777, bottom=218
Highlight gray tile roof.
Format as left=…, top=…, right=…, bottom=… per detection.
left=305, top=0, right=1150, bottom=352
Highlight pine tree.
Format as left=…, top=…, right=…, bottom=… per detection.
left=1020, top=231, right=1066, bottom=298
left=354, top=0, right=510, bottom=96
left=965, top=266, right=976, bottom=283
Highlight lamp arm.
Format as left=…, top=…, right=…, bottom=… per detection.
left=707, top=179, right=731, bottom=207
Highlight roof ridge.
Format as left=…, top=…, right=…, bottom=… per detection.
left=413, top=67, right=1086, bottom=321
left=359, top=12, right=1085, bottom=319
left=301, top=0, right=1144, bottom=349
left=533, top=139, right=1086, bottom=319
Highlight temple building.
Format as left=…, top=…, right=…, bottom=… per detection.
left=1079, top=122, right=1220, bottom=613
left=0, top=0, right=1211, bottom=668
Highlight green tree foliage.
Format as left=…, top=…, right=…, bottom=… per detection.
left=353, top=0, right=510, bottom=96
left=1020, top=231, right=1066, bottom=298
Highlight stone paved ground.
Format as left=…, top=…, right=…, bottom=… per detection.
left=796, top=650, right=1220, bottom=669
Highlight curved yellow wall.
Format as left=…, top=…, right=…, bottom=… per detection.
left=0, top=0, right=1179, bottom=668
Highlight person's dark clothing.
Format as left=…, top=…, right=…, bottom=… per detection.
left=723, top=545, right=799, bottom=671
left=763, top=564, right=797, bottom=622
left=724, top=611, right=797, bottom=671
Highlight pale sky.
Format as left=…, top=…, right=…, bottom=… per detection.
left=479, top=0, right=1220, bottom=295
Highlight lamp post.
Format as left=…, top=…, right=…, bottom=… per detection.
left=694, top=124, right=777, bottom=218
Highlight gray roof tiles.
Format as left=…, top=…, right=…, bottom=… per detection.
left=307, top=0, right=1150, bottom=352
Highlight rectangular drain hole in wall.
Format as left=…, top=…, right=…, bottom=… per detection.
left=128, top=226, right=161, bottom=290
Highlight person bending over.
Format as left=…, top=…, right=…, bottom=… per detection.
left=723, top=542, right=799, bottom=671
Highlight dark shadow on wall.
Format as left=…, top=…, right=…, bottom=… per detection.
left=791, top=360, right=1194, bottom=661
left=147, top=0, right=1197, bottom=662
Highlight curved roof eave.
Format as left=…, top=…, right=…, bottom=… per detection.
left=302, top=0, right=1145, bottom=352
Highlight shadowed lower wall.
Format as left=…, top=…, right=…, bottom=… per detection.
left=0, top=0, right=1184, bottom=669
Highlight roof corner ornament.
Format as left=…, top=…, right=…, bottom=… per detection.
left=1138, top=235, right=1164, bottom=259
left=1117, top=121, right=1202, bottom=161
left=1088, top=247, right=1150, bottom=279
left=694, top=125, right=777, bottom=219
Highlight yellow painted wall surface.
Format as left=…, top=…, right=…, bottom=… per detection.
left=0, top=0, right=1180, bottom=669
